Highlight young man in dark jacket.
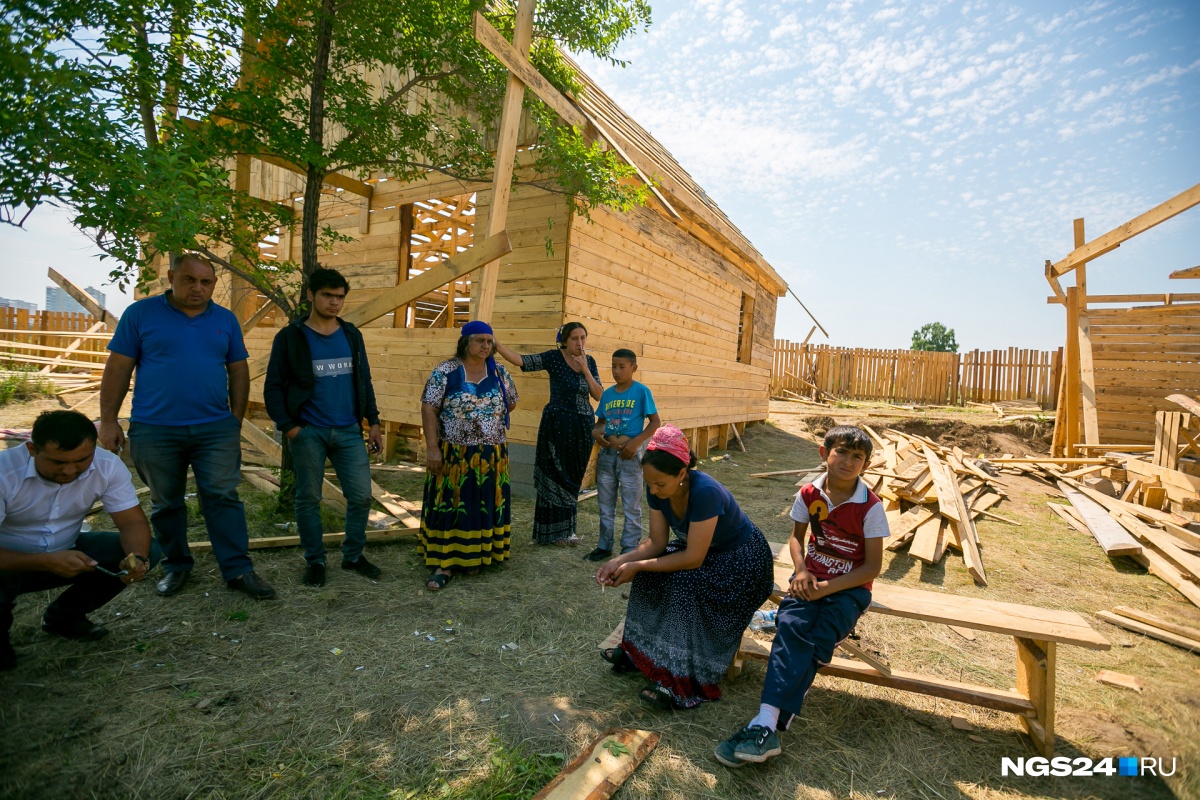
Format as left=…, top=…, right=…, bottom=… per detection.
left=264, top=268, right=384, bottom=586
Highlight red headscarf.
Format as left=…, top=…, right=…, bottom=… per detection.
left=646, top=425, right=691, bottom=465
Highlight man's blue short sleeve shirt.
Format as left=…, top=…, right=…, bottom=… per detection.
left=108, top=294, right=249, bottom=426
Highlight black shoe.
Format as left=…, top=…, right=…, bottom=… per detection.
left=156, top=570, right=190, bottom=597
left=583, top=548, right=612, bottom=562
left=341, top=555, right=381, bottom=579
left=41, top=615, right=109, bottom=642
left=303, top=562, right=326, bottom=587
left=227, top=571, right=277, bottom=600
left=0, top=641, right=16, bottom=671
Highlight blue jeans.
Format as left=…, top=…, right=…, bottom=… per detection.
left=761, top=586, right=871, bottom=720
left=596, top=448, right=644, bottom=552
left=129, top=416, right=253, bottom=581
left=289, top=424, right=372, bottom=565
left=0, top=531, right=164, bottom=635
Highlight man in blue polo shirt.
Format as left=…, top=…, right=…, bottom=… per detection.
left=99, top=254, right=275, bottom=600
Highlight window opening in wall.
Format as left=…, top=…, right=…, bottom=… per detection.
left=398, top=192, right=476, bottom=328
left=736, top=291, right=755, bottom=364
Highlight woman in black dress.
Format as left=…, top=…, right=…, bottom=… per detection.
left=494, top=322, right=602, bottom=546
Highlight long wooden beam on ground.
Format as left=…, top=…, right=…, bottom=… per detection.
left=1049, top=182, right=1200, bottom=277
left=1055, top=481, right=1142, bottom=556
left=188, top=527, right=414, bottom=553
left=1095, top=611, right=1200, bottom=653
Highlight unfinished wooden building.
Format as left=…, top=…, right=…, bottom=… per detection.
left=212, top=66, right=788, bottom=490
left=1047, top=182, right=1200, bottom=458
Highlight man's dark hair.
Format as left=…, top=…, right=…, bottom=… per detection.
left=612, top=348, right=637, bottom=363
left=31, top=410, right=98, bottom=451
left=557, top=321, right=587, bottom=348
left=642, top=447, right=697, bottom=475
left=171, top=252, right=215, bottom=275
left=309, top=267, right=350, bottom=295
left=823, top=425, right=873, bottom=458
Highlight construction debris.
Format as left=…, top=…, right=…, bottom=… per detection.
left=1095, top=608, right=1200, bottom=654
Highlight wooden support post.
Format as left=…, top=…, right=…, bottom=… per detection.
left=717, top=423, right=732, bottom=451
left=695, top=426, right=711, bottom=459
left=1016, top=637, right=1056, bottom=756
left=473, top=0, right=535, bottom=321
left=1063, top=287, right=1081, bottom=458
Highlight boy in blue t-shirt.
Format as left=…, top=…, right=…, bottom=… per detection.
left=585, top=349, right=661, bottom=561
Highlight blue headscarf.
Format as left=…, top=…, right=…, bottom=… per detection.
left=461, top=320, right=510, bottom=429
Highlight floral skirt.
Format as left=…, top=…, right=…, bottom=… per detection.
left=419, top=442, right=511, bottom=571
left=621, top=527, right=774, bottom=707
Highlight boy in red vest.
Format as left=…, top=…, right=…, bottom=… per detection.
left=715, top=425, right=888, bottom=768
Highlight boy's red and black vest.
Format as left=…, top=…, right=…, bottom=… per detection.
left=799, top=481, right=881, bottom=591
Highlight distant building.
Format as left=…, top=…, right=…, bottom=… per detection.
left=45, top=285, right=104, bottom=314
left=0, top=297, right=38, bottom=312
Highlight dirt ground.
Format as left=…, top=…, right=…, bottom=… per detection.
left=1, top=397, right=1198, bottom=799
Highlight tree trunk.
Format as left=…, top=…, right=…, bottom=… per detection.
left=300, top=0, right=336, bottom=286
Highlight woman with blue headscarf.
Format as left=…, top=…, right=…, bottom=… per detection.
left=419, top=321, right=518, bottom=590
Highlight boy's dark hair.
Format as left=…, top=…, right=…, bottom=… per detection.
left=642, top=447, right=698, bottom=475
left=612, top=348, right=637, bottom=363
left=557, top=321, right=587, bottom=348
left=823, top=425, right=873, bottom=458
left=31, top=410, right=98, bottom=451
left=308, top=267, right=350, bottom=295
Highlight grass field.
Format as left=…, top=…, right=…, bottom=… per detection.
left=1, top=403, right=1197, bottom=799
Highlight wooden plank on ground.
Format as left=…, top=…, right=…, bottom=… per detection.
left=1111, top=606, right=1200, bottom=643
left=1056, top=480, right=1143, bottom=556
left=1095, top=610, right=1200, bottom=653
left=530, top=728, right=659, bottom=800
left=188, top=527, right=414, bottom=553
left=1095, top=670, right=1144, bottom=692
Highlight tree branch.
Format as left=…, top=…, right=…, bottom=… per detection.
left=197, top=246, right=297, bottom=317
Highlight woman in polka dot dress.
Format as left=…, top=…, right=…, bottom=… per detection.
left=594, top=426, right=774, bottom=709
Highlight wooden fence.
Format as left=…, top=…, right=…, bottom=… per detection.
left=772, top=341, right=1062, bottom=408
left=0, top=308, right=108, bottom=373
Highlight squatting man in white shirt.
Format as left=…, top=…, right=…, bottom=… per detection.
left=0, top=410, right=160, bottom=671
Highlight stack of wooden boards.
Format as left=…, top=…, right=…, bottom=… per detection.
left=860, top=427, right=1008, bottom=586
left=993, top=454, right=1200, bottom=610
left=1095, top=606, right=1200, bottom=654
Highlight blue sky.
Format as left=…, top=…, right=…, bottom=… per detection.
left=574, top=0, right=1200, bottom=349
left=2, top=0, right=1197, bottom=352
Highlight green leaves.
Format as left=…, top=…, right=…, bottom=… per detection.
left=4, top=0, right=652, bottom=316
left=911, top=322, right=959, bottom=352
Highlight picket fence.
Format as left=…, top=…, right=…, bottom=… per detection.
left=773, top=341, right=1062, bottom=408
left=0, top=308, right=108, bottom=372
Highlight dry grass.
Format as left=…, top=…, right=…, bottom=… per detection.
left=1, top=409, right=1197, bottom=799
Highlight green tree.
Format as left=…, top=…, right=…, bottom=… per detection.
left=911, top=322, right=958, bottom=352
left=1, top=0, right=650, bottom=316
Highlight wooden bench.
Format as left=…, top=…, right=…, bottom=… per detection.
left=729, top=563, right=1110, bottom=756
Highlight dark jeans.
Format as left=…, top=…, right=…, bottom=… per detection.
left=761, top=586, right=872, bottom=719
left=129, top=416, right=253, bottom=581
left=289, top=424, right=372, bottom=564
left=0, top=531, right=164, bottom=638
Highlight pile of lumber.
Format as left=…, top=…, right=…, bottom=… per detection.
left=996, top=454, right=1200, bottom=610
left=752, top=427, right=1010, bottom=585
left=855, top=428, right=1008, bottom=585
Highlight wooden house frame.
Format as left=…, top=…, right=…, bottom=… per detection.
left=212, top=60, right=788, bottom=492
left=1046, top=182, right=1200, bottom=457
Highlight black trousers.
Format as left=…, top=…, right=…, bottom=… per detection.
left=0, top=531, right=162, bottom=639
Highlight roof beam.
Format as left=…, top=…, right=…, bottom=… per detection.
left=472, top=12, right=590, bottom=133
left=48, top=268, right=120, bottom=329
left=1049, top=182, right=1200, bottom=277
left=1170, top=265, right=1200, bottom=279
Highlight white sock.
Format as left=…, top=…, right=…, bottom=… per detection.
left=749, top=703, right=780, bottom=731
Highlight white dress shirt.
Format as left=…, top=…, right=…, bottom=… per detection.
left=0, top=445, right=141, bottom=554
